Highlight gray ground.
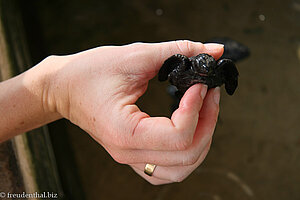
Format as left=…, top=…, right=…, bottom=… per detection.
left=30, top=0, right=300, bottom=199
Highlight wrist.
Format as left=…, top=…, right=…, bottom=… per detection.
left=24, top=55, right=65, bottom=122
left=37, top=54, right=77, bottom=120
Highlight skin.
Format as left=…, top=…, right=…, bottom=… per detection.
left=0, top=40, right=223, bottom=185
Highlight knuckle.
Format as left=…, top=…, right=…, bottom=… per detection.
left=174, top=139, right=191, bottom=151
left=128, top=42, right=148, bottom=51
left=174, top=40, right=203, bottom=55
left=46, top=55, right=59, bottom=60
left=174, top=131, right=193, bottom=151
left=185, top=152, right=199, bottom=165
left=131, top=41, right=145, bottom=46
left=42, top=55, right=60, bottom=64
left=110, top=152, right=128, bottom=164
left=175, top=40, right=190, bottom=54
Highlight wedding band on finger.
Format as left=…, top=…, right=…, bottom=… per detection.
left=144, top=164, right=157, bottom=176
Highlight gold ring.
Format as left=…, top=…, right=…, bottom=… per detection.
left=144, top=164, right=156, bottom=176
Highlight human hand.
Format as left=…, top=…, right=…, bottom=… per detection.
left=44, top=40, right=223, bottom=184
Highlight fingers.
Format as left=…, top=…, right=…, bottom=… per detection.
left=108, top=87, right=220, bottom=167
left=131, top=139, right=212, bottom=184
left=121, top=40, right=224, bottom=80
left=129, top=84, right=206, bottom=151
left=149, top=40, right=224, bottom=72
left=110, top=123, right=211, bottom=166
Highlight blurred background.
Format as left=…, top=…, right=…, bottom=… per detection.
left=15, top=0, right=300, bottom=199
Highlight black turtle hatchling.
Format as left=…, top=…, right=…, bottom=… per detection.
left=158, top=53, right=239, bottom=97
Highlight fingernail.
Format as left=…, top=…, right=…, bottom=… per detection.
left=201, top=85, right=208, bottom=99
left=204, top=43, right=224, bottom=50
left=214, top=87, right=220, bottom=104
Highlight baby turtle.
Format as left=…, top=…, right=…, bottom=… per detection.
left=158, top=53, right=239, bottom=97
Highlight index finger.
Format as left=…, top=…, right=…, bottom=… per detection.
left=148, top=40, right=224, bottom=76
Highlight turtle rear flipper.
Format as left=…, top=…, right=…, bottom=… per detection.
left=158, top=54, right=190, bottom=81
left=217, top=59, right=239, bottom=95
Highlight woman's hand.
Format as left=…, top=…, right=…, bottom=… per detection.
left=0, top=40, right=223, bottom=184
left=48, top=40, right=223, bottom=184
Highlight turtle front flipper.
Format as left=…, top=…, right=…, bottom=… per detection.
left=216, top=59, right=239, bottom=95
left=158, top=54, right=190, bottom=81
